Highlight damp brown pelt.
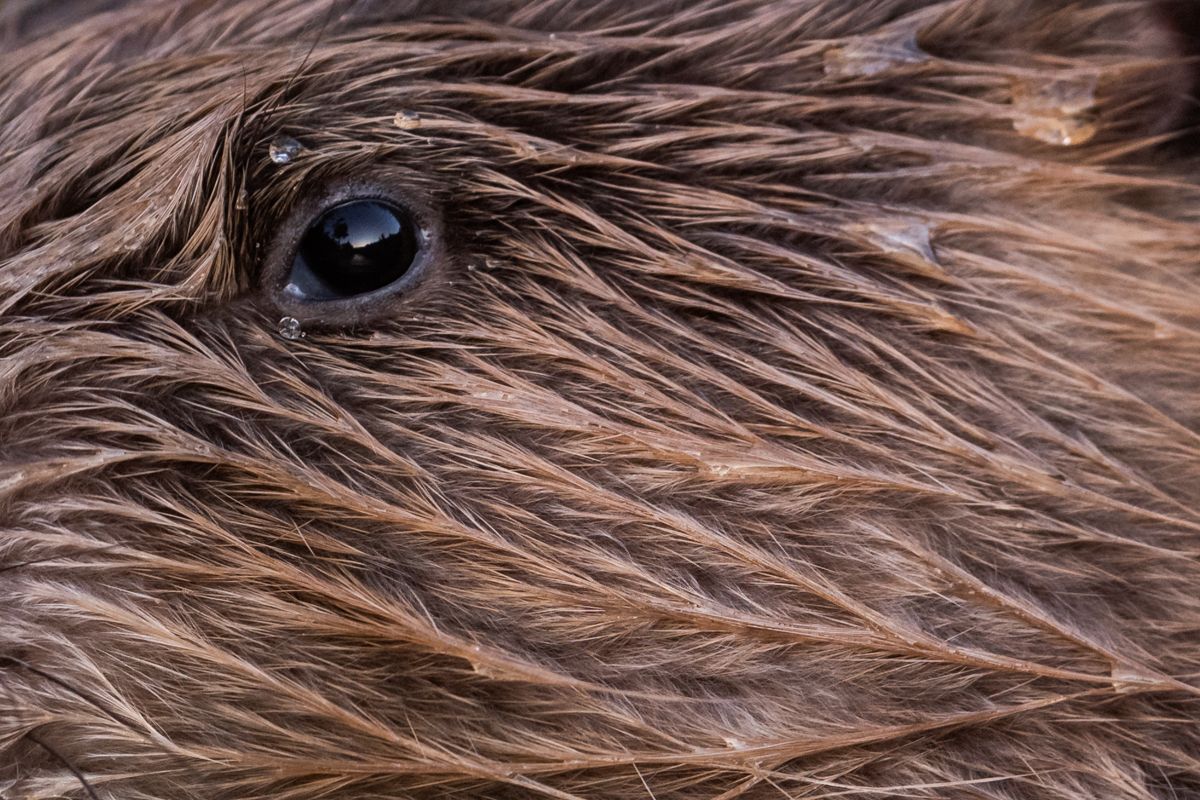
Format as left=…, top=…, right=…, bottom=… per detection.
left=1, top=1, right=1199, bottom=798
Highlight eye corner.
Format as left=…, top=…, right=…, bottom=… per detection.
left=259, top=177, right=445, bottom=329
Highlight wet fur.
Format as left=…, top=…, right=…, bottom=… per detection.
left=1, top=1, right=1199, bottom=798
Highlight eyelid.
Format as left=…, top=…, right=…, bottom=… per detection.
left=259, top=177, right=445, bottom=330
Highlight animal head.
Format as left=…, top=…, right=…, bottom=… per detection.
left=1, top=2, right=1198, bottom=798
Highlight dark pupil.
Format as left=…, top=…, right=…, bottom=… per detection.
left=292, top=200, right=418, bottom=299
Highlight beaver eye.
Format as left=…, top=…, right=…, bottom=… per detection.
left=261, top=178, right=443, bottom=329
left=287, top=200, right=420, bottom=301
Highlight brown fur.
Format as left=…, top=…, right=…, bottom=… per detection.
left=1, top=1, right=1199, bottom=798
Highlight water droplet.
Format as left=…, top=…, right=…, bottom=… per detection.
left=822, top=5, right=946, bottom=79
left=861, top=219, right=938, bottom=266
left=268, top=135, right=301, bottom=164
left=234, top=188, right=248, bottom=211
left=277, top=316, right=305, bottom=340
left=1110, top=662, right=1157, bottom=693
left=1010, top=73, right=1099, bottom=146
left=393, top=110, right=422, bottom=130
left=1013, top=116, right=1097, bottom=147
left=824, top=36, right=927, bottom=78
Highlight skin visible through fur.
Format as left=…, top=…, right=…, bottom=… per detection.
left=1, top=1, right=1199, bottom=798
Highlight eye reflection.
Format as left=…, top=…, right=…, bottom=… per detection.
left=287, top=199, right=420, bottom=300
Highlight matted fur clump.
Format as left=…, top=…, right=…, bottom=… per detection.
left=1, top=1, right=1198, bottom=798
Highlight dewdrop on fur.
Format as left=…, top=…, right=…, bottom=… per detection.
left=394, top=110, right=422, bottom=129
left=1010, top=73, right=1099, bottom=146
left=268, top=135, right=302, bottom=164
left=824, top=34, right=928, bottom=78
left=860, top=218, right=939, bottom=267
left=277, top=316, right=305, bottom=340
left=823, top=6, right=935, bottom=79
